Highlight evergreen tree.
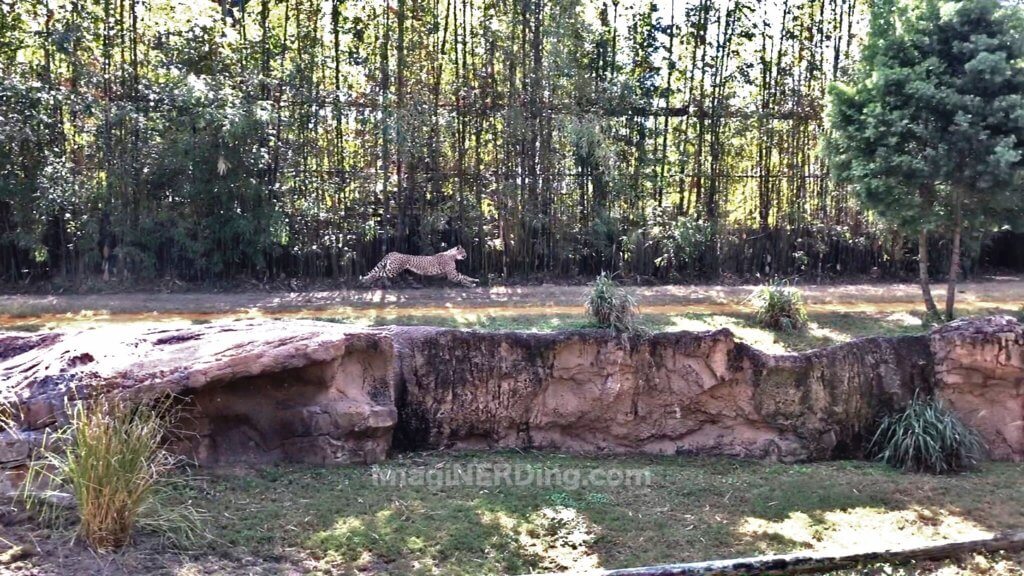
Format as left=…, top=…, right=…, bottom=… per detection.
left=828, top=0, right=1024, bottom=319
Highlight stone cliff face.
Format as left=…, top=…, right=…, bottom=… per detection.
left=931, top=316, right=1024, bottom=461
left=390, top=328, right=933, bottom=462
left=0, top=316, right=1020, bottom=468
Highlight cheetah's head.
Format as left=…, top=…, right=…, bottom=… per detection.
left=451, top=245, right=467, bottom=260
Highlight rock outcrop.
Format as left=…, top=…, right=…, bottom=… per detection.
left=0, top=320, right=395, bottom=466
left=932, top=316, right=1024, bottom=461
left=0, top=316, right=1021, bottom=467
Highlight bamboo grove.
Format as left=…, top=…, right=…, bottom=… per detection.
left=0, top=0, right=1014, bottom=283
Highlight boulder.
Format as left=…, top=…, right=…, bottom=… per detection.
left=932, top=316, right=1024, bottom=461
left=0, top=320, right=395, bottom=466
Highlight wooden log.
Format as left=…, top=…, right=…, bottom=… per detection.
left=527, top=531, right=1024, bottom=576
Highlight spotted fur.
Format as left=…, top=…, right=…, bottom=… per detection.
left=361, top=246, right=478, bottom=287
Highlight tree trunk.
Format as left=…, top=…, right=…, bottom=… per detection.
left=945, top=192, right=962, bottom=321
left=918, top=229, right=938, bottom=317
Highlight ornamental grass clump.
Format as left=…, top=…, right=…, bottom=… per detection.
left=23, top=397, right=205, bottom=550
left=748, top=280, right=809, bottom=332
left=868, top=394, right=985, bottom=475
left=585, top=273, right=647, bottom=338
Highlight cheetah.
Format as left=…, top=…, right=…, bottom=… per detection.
left=360, top=246, right=479, bottom=287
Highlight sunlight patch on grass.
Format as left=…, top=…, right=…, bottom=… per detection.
left=806, top=321, right=852, bottom=345
left=663, top=313, right=795, bottom=353
left=886, top=311, right=925, bottom=327
left=740, top=506, right=991, bottom=555
left=479, top=506, right=601, bottom=573
left=662, top=315, right=716, bottom=332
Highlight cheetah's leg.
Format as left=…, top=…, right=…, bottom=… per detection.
left=361, top=255, right=393, bottom=286
left=447, top=271, right=479, bottom=287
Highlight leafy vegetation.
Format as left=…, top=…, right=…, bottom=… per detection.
left=869, top=395, right=985, bottom=475
left=584, top=274, right=648, bottom=340
left=21, top=398, right=205, bottom=550
left=748, top=281, right=809, bottom=332
left=828, top=0, right=1024, bottom=319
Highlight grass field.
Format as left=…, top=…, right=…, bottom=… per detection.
left=5, top=452, right=1024, bottom=574
left=149, top=452, right=1024, bottom=575
left=311, top=307, right=1019, bottom=353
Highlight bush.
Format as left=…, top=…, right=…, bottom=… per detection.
left=921, top=309, right=946, bottom=329
left=748, top=280, right=808, bottom=332
left=23, top=397, right=205, bottom=550
left=585, top=273, right=645, bottom=337
left=868, top=394, right=984, bottom=474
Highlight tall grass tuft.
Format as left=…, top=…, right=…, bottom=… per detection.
left=748, top=280, right=809, bottom=332
left=868, top=394, right=985, bottom=474
left=585, top=273, right=647, bottom=338
left=23, top=397, right=205, bottom=550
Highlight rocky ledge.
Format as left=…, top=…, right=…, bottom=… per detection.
left=0, top=316, right=1021, bottom=467
left=0, top=320, right=395, bottom=467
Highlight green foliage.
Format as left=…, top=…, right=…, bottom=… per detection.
left=22, top=397, right=205, bottom=550
left=921, top=309, right=946, bottom=329
left=869, top=394, right=984, bottom=474
left=650, top=212, right=713, bottom=273
left=748, top=280, right=809, bottom=332
left=1016, top=306, right=1024, bottom=322
left=828, top=0, right=1024, bottom=237
left=0, top=0, right=931, bottom=285
left=584, top=273, right=646, bottom=338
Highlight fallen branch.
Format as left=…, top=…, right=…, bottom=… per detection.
left=527, top=531, right=1024, bottom=576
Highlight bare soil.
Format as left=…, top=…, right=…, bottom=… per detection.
left=1, top=278, right=1021, bottom=328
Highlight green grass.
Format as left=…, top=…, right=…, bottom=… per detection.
left=182, top=453, right=1024, bottom=575
left=1, top=323, right=44, bottom=332
left=584, top=273, right=645, bottom=337
left=748, top=281, right=809, bottom=332
left=313, top=309, right=957, bottom=353
left=314, top=313, right=601, bottom=332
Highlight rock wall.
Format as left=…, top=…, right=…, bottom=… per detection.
left=390, top=328, right=933, bottom=462
left=0, top=316, right=1021, bottom=468
left=931, top=317, right=1024, bottom=461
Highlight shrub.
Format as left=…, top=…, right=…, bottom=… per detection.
left=23, top=397, right=205, bottom=550
left=921, top=309, right=946, bottom=329
left=651, top=213, right=712, bottom=271
left=748, top=280, right=808, bottom=332
left=584, top=273, right=646, bottom=338
left=868, top=394, right=984, bottom=474
left=1016, top=305, right=1024, bottom=322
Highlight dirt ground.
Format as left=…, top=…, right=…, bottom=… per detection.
left=1, top=277, right=1021, bottom=328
